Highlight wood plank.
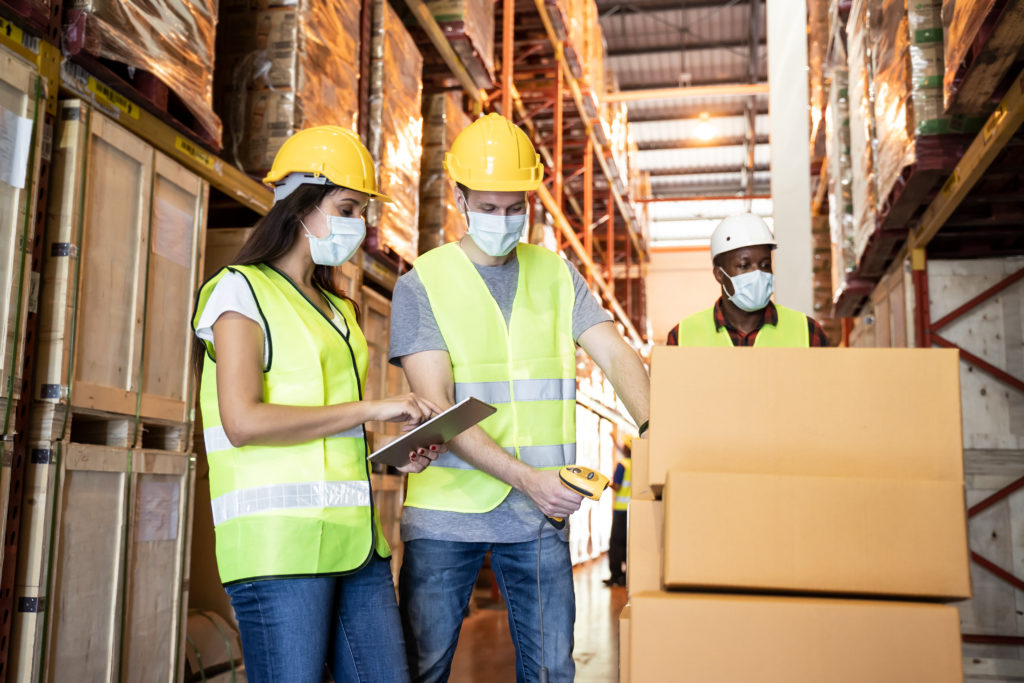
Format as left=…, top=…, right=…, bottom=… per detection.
left=121, top=450, right=193, bottom=683
left=0, top=48, right=43, bottom=433
left=201, top=227, right=251, bottom=280
left=45, top=443, right=130, bottom=681
left=360, top=286, right=391, bottom=447
left=139, top=152, right=206, bottom=423
left=71, top=108, right=152, bottom=415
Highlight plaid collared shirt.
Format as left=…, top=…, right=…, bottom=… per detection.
left=666, top=298, right=829, bottom=347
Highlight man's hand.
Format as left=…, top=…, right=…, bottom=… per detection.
left=521, top=468, right=583, bottom=518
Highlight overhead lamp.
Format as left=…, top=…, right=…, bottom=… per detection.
left=693, top=112, right=716, bottom=142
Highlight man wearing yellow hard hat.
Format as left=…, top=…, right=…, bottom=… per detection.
left=667, top=213, right=828, bottom=347
left=389, top=113, right=651, bottom=682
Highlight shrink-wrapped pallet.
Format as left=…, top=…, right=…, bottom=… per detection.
left=847, top=0, right=878, bottom=269
left=419, top=92, right=472, bottom=253
left=215, top=0, right=360, bottom=174
left=870, top=0, right=980, bottom=215
left=368, top=0, right=423, bottom=264
left=425, top=0, right=494, bottom=88
left=65, top=0, right=220, bottom=143
left=826, top=66, right=856, bottom=293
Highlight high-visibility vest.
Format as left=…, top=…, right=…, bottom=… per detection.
left=676, top=304, right=810, bottom=347
left=406, top=243, right=577, bottom=513
left=192, top=263, right=389, bottom=584
left=613, top=458, right=631, bottom=511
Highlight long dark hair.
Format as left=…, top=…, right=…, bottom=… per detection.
left=192, top=183, right=359, bottom=378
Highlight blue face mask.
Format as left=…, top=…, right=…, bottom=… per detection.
left=720, top=268, right=774, bottom=312
left=303, top=205, right=365, bottom=266
left=466, top=210, right=527, bottom=257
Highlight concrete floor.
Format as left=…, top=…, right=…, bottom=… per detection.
left=449, top=554, right=628, bottom=682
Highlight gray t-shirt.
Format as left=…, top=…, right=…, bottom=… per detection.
left=388, top=250, right=612, bottom=543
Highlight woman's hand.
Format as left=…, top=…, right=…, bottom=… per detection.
left=372, top=393, right=443, bottom=429
left=394, top=444, right=447, bottom=474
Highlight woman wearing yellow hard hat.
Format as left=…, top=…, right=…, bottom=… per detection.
left=192, top=125, right=441, bottom=683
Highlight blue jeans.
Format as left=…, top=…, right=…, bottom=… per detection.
left=399, top=537, right=575, bottom=683
left=225, top=556, right=409, bottom=683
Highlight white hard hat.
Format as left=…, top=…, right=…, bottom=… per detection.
left=710, top=213, right=777, bottom=260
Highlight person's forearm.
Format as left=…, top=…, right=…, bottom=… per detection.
left=604, top=343, right=651, bottom=428
left=219, top=400, right=378, bottom=448
left=445, top=424, right=537, bottom=491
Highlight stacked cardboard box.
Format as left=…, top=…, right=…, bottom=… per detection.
left=367, top=0, right=423, bottom=265
left=214, top=0, right=360, bottom=175
left=826, top=67, right=856, bottom=296
left=423, top=0, right=494, bottom=90
left=418, top=92, right=472, bottom=253
left=620, top=347, right=970, bottom=681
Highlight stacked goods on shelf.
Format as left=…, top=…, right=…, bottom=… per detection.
left=423, top=0, right=494, bottom=89
left=846, top=0, right=878, bottom=276
left=605, top=100, right=630, bottom=194
left=11, top=443, right=195, bottom=682
left=0, top=0, right=60, bottom=42
left=826, top=67, right=856, bottom=296
left=214, top=0, right=360, bottom=174
left=807, top=0, right=830, bottom=152
left=32, top=100, right=205, bottom=445
left=367, top=0, right=423, bottom=265
left=419, top=91, right=471, bottom=253
left=64, top=0, right=220, bottom=147
left=621, top=347, right=969, bottom=680
left=556, top=0, right=604, bottom=120
left=0, top=47, right=44, bottom=438
left=942, top=0, right=1024, bottom=114
left=10, top=98, right=204, bottom=681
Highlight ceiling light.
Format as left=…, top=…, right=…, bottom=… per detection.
left=693, top=112, right=716, bottom=142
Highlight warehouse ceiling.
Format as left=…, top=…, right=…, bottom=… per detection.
left=598, top=0, right=771, bottom=247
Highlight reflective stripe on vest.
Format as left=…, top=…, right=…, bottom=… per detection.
left=407, top=243, right=577, bottom=513
left=614, top=458, right=632, bottom=511
left=192, top=263, right=390, bottom=584
left=676, top=304, right=810, bottom=347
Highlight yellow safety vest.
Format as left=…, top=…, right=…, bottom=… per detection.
left=192, top=263, right=389, bottom=584
left=406, top=242, right=577, bottom=513
left=677, top=304, right=810, bottom=347
left=613, top=458, right=631, bottom=511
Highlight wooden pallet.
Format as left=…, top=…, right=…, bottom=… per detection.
left=437, top=20, right=494, bottom=90
left=10, top=443, right=194, bottom=683
left=832, top=274, right=879, bottom=318
left=944, top=0, right=1024, bottom=115
left=36, top=100, right=206, bottom=436
left=0, top=0, right=60, bottom=44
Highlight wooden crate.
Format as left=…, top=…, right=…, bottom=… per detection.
left=35, top=444, right=193, bottom=683
left=360, top=285, right=392, bottom=447
left=202, top=227, right=251, bottom=280
left=139, top=152, right=207, bottom=427
left=870, top=257, right=914, bottom=349
left=371, top=472, right=405, bottom=586
left=0, top=48, right=44, bottom=437
left=35, top=101, right=151, bottom=440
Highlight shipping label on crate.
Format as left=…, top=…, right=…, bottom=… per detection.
left=0, top=104, right=33, bottom=189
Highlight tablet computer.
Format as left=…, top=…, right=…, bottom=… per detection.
left=367, top=397, right=497, bottom=468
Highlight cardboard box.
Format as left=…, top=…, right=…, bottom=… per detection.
left=626, top=499, right=663, bottom=595
left=663, top=470, right=971, bottom=599
left=648, top=348, right=963, bottom=487
left=630, top=592, right=963, bottom=682
left=630, top=437, right=653, bottom=501
left=619, top=604, right=630, bottom=683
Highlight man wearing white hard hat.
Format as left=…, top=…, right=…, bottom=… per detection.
left=666, top=213, right=828, bottom=347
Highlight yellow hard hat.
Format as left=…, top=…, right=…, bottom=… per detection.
left=263, top=126, right=392, bottom=202
left=444, top=113, right=544, bottom=192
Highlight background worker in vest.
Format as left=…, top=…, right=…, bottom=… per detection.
left=604, top=436, right=631, bottom=587
left=666, top=213, right=829, bottom=347
left=192, top=126, right=446, bottom=683
left=389, top=113, right=651, bottom=683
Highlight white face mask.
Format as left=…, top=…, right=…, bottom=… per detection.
left=466, top=210, right=527, bottom=257
left=303, top=205, right=365, bottom=266
left=720, top=268, right=774, bottom=312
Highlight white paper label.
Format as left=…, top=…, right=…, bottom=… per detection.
left=0, top=105, right=33, bottom=189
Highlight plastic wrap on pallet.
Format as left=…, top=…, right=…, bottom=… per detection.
left=847, top=0, right=878, bottom=268
left=215, top=0, right=360, bottom=174
left=419, top=92, right=471, bottom=253
left=826, top=67, right=857, bottom=294
left=425, top=0, right=494, bottom=77
left=66, top=0, right=220, bottom=142
left=941, top=0, right=993, bottom=109
left=808, top=0, right=830, bottom=146
left=368, top=0, right=423, bottom=264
